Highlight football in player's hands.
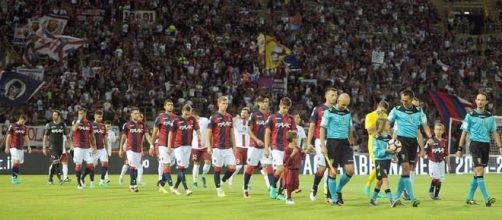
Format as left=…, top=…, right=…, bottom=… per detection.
left=387, top=139, right=402, bottom=153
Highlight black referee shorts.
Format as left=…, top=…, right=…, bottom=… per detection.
left=326, top=138, right=353, bottom=168
left=397, top=136, right=418, bottom=164
left=469, top=141, right=490, bottom=167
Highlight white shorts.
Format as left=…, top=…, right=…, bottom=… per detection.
left=9, top=148, right=24, bottom=164
left=246, top=147, right=272, bottom=166
left=429, top=161, right=446, bottom=181
left=91, top=149, right=108, bottom=164
left=314, top=139, right=326, bottom=167
left=158, top=146, right=174, bottom=164
left=174, top=146, right=191, bottom=168
left=126, top=150, right=142, bottom=168
left=73, top=148, right=93, bottom=164
left=212, top=148, right=236, bottom=167
left=271, top=149, right=284, bottom=168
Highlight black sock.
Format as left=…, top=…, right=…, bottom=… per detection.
left=429, top=180, right=435, bottom=193
left=101, top=167, right=108, bottom=181
left=130, top=168, right=137, bottom=186
left=244, top=172, right=252, bottom=190
left=267, top=173, right=275, bottom=188
left=435, top=181, right=442, bottom=197
left=174, top=174, right=181, bottom=189
left=82, top=167, right=89, bottom=181
left=49, top=164, right=56, bottom=181
left=89, top=167, right=95, bottom=182
left=222, top=170, right=233, bottom=182
left=179, top=169, right=188, bottom=190
left=76, top=169, right=82, bottom=186
left=312, top=173, right=323, bottom=193
left=278, top=178, right=285, bottom=195
left=214, top=171, right=221, bottom=188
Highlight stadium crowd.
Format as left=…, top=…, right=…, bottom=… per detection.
left=1, top=0, right=502, bottom=152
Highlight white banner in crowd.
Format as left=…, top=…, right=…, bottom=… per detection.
left=122, top=10, right=156, bottom=24
left=76, top=9, right=105, bottom=22
left=16, top=67, right=45, bottom=81
left=13, top=25, right=30, bottom=45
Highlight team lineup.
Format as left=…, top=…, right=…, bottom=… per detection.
left=4, top=88, right=502, bottom=207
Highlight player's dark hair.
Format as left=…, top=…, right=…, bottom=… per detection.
left=325, top=87, right=337, bottom=94
left=256, top=95, right=269, bottom=103
left=18, top=114, right=27, bottom=120
left=164, top=99, right=173, bottom=105
left=400, top=90, right=414, bottom=98
left=286, top=130, right=298, bottom=143
left=182, top=104, right=192, bottom=112
left=104, top=120, right=112, bottom=125
left=53, top=110, right=61, bottom=116
left=280, top=97, right=292, bottom=107
left=478, top=92, right=489, bottom=100
left=95, top=110, right=103, bottom=115
left=241, top=107, right=250, bottom=114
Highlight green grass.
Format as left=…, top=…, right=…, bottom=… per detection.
left=1, top=174, right=501, bottom=220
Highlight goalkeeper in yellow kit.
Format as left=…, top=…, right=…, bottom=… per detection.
left=364, top=101, right=389, bottom=197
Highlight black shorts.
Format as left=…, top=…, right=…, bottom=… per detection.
left=469, top=141, right=490, bottom=167
left=397, top=136, right=418, bottom=164
left=49, top=149, right=63, bottom=161
left=326, top=138, right=353, bottom=168
left=375, top=160, right=391, bottom=180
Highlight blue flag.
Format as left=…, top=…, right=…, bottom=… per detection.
left=0, top=71, right=45, bottom=107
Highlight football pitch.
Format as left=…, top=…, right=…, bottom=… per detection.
left=1, top=174, right=501, bottom=220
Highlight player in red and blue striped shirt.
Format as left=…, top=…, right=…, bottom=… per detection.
left=119, top=107, right=152, bottom=192
left=244, top=95, right=272, bottom=198
left=5, top=114, right=31, bottom=184
left=168, top=104, right=200, bottom=195
left=90, top=110, right=109, bottom=187
left=207, top=96, right=236, bottom=197
left=71, top=109, right=96, bottom=189
left=264, top=97, right=297, bottom=199
left=307, top=87, right=337, bottom=201
left=150, top=99, right=176, bottom=192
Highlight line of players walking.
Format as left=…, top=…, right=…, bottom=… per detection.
left=5, top=89, right=501, bottom=207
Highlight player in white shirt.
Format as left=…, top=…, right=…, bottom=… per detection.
left=191, top=109, right=211, bottom=188
left=104, top=121, right=117, bottom=182
left=228, top=107, right=251, bottom=186
left=293, top=114, right=307, bottom=149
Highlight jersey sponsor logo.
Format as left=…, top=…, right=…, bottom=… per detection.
left=217, top=121, right=232, bottom=127
left=255, top=120, right=267, bottom=126
left=179, top=124, right=193, bottom=130
left=431, top=147, right=444, bottom=154
left=93, top=129, right=105, bottom=134
left=129, top=128, right=144, bottom=133
left=275, top=122, right=292, bottom=128
left=15, top=129, right=26, bottom=134
left=50, top=128, right=64, bottom=133
left=79, top=126, right=91, bottom=131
